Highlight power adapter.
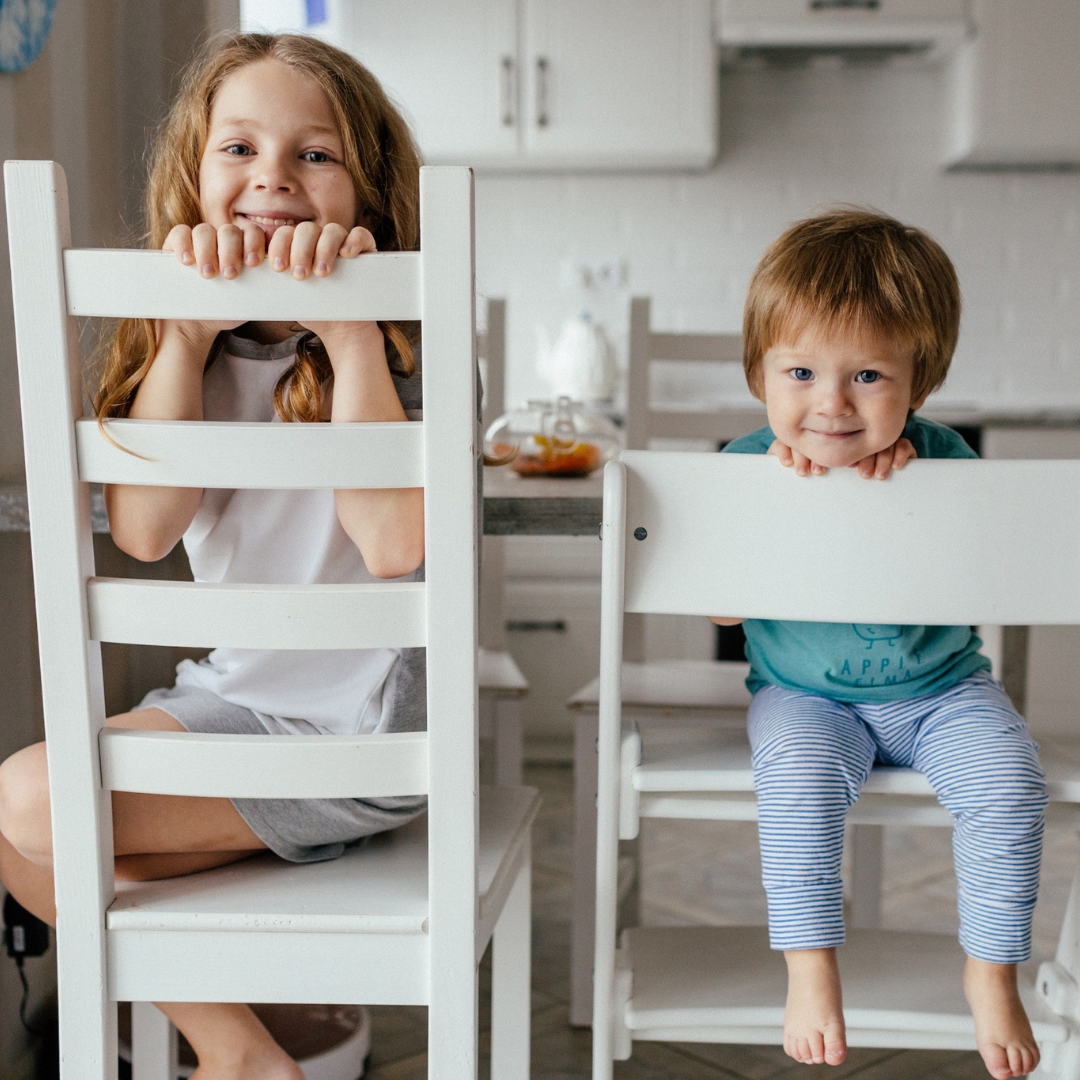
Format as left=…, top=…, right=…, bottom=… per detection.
left=3, top=893, right=48, bottom=961
left=4, top=893, right=49, bottom=1038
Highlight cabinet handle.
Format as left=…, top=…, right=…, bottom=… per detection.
left=500, top=55, right=515, bottom=126
left=535, top=55, right=550, bottom=128
left=809, top=0, right=880, bottom=9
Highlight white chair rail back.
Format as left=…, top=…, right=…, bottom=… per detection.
left=615, top=450, right=1080, bottom=626
left=6, top=159, right=479, bottom=1078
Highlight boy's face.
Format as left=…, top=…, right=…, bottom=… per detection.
left=757, top=323, right=924, bottom=469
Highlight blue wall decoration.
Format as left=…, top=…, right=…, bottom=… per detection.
left=0, top=0, right=56, bottom=73
left=305, top=0, right=326, bottom=27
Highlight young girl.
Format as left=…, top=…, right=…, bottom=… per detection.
left=713, top=211, right=1047, bottom=1080
left=0, top=33, right=427, bottom=1079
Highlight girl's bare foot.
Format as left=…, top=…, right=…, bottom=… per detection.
left=963, top=959, right=1040, bottom=1079
left=783, top=948, right=847, bottom=1066
left=160, top=1002, right=304, bottom=1080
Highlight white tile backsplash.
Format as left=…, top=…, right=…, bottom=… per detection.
left=475, top=62, right=1080, bottom=412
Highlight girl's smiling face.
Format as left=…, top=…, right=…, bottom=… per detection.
left=199, top=58, right=359, bottom=242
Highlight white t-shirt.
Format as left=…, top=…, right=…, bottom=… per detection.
left=173, top=331, right=426, bottom=737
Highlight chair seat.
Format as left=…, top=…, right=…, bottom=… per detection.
left=479, top=646, right=528, bottom=696
left=624, top=727, right=1080, bottom=831
left=617, top=926, right=1067, bottom=1051
left=569, top=659, right=752, bottom=715
left=105, top=786, right=540, bottom=1005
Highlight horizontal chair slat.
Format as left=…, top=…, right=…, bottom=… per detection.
left=99, top=729, right=428, bottom=798
left=87, top=578, right=426, bottom=650
left=77, top=418, right=424, bottom=489
left=650, top=332, right=742, bottom=363
left=64, top=249, right=421, bottom=321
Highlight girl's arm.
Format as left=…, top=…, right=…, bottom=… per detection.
left=103, top=321, right=216, bottom=562
left=318, top=322, right=425, bottom=579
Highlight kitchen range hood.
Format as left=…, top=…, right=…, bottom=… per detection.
left=717, top=0, right=971, bottom=65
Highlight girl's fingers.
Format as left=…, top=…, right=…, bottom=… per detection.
left=339, top=225, right=377, bottom=258
left=216, top=224, right=244, bottom=280
left=191, top=223, right=220, bottom=278
left=289, top=221, right=320, bottom=279
left=163, top=224, right=196, bottom=266
left=268, top=225, right=295, bottom=272
left=242, top=222, right=266, bottom=268
left=313, top=223, right=349, bottom=277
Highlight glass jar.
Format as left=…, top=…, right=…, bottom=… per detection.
left=485, top=396, right=621, bottom=477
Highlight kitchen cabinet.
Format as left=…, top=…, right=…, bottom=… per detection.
left=944, top=0, right=1080, bottom=168
left=339, top=0, right=718, bottom=170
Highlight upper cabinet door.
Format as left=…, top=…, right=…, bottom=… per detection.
left=521, top=0, right=717, bottom=169
left=340, top=0, right=520, bottom=165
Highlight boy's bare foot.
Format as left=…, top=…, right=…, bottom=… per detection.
left=783, top=947, right=847, bottom=1066
left=963, top=958, right=1040, bottom=1079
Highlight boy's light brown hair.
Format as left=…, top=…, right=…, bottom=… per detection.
left=743, top=209, right=961, bottom=406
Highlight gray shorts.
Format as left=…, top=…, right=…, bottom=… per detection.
left=138, top=685, right=427, bottom=864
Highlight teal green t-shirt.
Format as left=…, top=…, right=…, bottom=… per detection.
left=722, top=415, right=991, bottom=703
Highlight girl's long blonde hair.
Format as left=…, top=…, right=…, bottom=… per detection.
left=94, top=33, right=422, bottom=424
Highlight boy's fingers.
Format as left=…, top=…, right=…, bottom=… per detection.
left=768, top=440, right=794, bottom=466
left=242, top=223, right=265, bottom=267
left=340, top=225, right=377, bottom=259
left=289, top=221, right=320, bottom=279
left=875, top=448, right=895, bottom=479
left=163, top=224, right=195, bottom=265
left=314, top=223, right=349, bottom=276
left=216, top=224, right=244, bottom=280
left=191, top=223, right=219, bottom=278
left=893, top=438, right=917, bottom=469
left=793, top=451, right=813, bottom=477
left=268, top=226, right=295, bottom=272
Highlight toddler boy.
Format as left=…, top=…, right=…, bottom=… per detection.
left=712, top=210, right=1047, bottom=1079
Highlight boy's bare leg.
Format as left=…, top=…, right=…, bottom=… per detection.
left=0, top=709, right=303, bottom=1080
left=783, top=947, right=847, bottom=1066
left=964, top=958, right=1039, bottom=1080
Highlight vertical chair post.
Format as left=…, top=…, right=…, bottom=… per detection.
left=420, top=166, right=480, bottom=1080
left=490, top=842, right=532, bottom=1080
left=5, top=160, right=118, bottom=1080
left=131, top=1002, right=177, bottom=1080
left=592, top=461, right=628, bottom=1080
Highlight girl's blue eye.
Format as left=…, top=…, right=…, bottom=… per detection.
left=225, top=144, right=252, bottom=156
left=855, top=370, right=881, bottom=384
left=792, top=368, right=813, bottom=381
left=303, top=150, right=331, bottom=163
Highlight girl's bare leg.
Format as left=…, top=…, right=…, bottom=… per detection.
left=0, top=709, right=303, bottom=1080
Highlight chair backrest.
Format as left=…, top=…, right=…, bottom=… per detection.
left=6, top=160, right=478, bottom=1062
left=604, top=450, right=1080, bottom=627
left=477, top=298, right=509, bottom=650
left=624, top=295, right=745, bottom=451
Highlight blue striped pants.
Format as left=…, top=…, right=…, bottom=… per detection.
left=748, top=671, right=1047, bottom=962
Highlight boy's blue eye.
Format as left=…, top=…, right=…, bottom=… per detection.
left=225, top=144, right=252, bottom=156
left=303, top=150, right=331, bottom=163
left=792, top=368, right=813, bottom=381
left=855, top=370, right=881, bottom=384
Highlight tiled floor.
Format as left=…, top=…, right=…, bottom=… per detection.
left=364, top=762, right=1071, bottom=1078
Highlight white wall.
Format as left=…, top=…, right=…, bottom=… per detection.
left=476, top=61, right=1080, bottom=411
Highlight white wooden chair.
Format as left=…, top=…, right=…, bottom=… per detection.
left=478, top=298, right=529, bottom=786
left=6, top=159, right=539, bottom=1080
left=592, top=449, right=1080, bottom=1079
left=566, top=296, right=753, bottom=1025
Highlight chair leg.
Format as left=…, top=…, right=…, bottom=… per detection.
left=849, top=824, right=884, bottom=929
left=132, top=1001, right=177, bottom=1080
left=490, top=841, right=531, bottom=1080
left=571, top=710, right=599, bottom=1027
left=494, top=698, right=525, bottom=787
